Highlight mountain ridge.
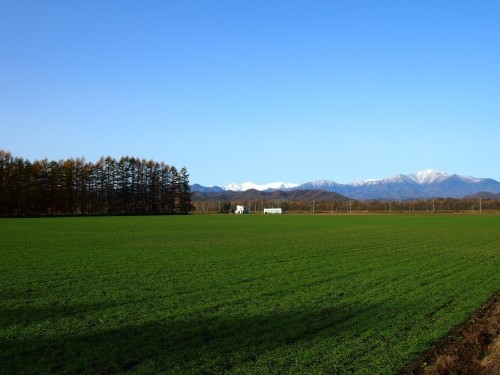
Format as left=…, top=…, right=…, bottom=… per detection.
left=192, top=189, right=350, bottom=203
left=192, top=170, right=500, bottom=200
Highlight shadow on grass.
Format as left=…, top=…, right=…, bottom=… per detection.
left=1, top=300, right=397, bottom=374
left=0, top=297, right=154, bottom=329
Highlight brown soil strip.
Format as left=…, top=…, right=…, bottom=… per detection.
left=400, top=291, right=500, bottom=375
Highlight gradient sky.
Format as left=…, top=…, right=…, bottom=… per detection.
left=1, top=1, right=499, bottom=186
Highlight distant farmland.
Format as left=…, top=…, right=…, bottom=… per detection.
left=1, top=215, right=499, bottom=374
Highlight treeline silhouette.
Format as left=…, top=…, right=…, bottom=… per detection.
left=193, top=195, right=500, bottom=213
left=193, top=197, right=500, bottom=214
left=0, top=150, right=193, bottom=216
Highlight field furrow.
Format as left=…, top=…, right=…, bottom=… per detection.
left=1, top=215, right=499, bottom=374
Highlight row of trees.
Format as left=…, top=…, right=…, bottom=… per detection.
left=0, top=150, right=193, bottom=216
left=193, top=197, right=500, bottom=214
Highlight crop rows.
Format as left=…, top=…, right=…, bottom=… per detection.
left=1, top=215, right=499, bottom=374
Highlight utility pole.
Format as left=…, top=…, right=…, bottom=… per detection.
left=432, top=198, right=435, bottom=213
left=479, top=198, right=482, bottom=214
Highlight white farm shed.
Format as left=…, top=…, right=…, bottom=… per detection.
left=235, top=205, right=249, bottom=214
left=264, top=208, right=282, bottom=214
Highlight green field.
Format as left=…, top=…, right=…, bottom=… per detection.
left=1, top=215, right=499, bottom=374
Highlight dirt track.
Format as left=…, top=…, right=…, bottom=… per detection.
left=401, top=291, right=500, bottom=374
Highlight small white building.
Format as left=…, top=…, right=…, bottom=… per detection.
left=235, top=205, right=249, bottom=214
left=264, top=208, right=282, bottom=214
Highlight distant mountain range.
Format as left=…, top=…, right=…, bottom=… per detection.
left=298, top=170, right=500, bottom=200
left=192, top=170, right=500, bottom=200
left=190, top=182, right=297, bottom=193
left=192, top=189, right=349, bottom=203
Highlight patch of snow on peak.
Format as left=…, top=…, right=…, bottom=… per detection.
left=349, top=180, right=365, bottom=186
left=223, top=183, right=245, bottom=191
left=454, top=174, right=482, bottom=183
left=382, top=174, right=414, bottom=184
left=465, top=176, right=482, bottom=183
left=223, top=181, right=299, bottom=191
left=265, top=182, right=300, bottom=190
left=409, top=169, right=450, bottom=184
left=349, top=177, right=382, bottom=186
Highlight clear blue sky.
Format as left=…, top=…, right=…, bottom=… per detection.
left=1, top=1, right=499, bottom=186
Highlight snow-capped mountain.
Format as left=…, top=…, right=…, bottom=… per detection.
left=223, top=181, right=300, bottom=192
left=192, top=170, right=500, bottom=200
left=347, top=169, right=450, bottom=186
left=408, top=169, right=450, bottom=184
left=298, top=170, right=500, bottom=200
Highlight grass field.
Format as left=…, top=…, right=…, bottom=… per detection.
left=1, top=215, right=499, bottom=374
